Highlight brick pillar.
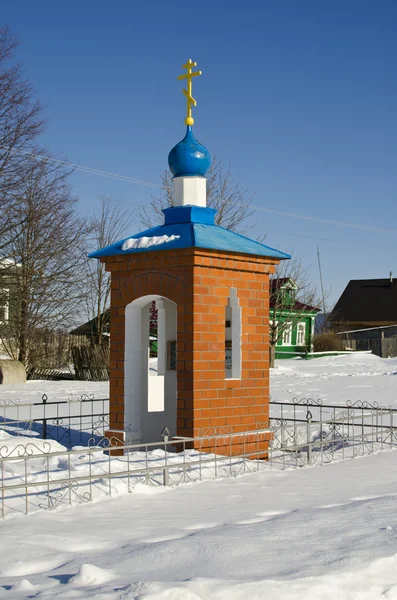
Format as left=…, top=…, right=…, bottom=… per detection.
left=102, top=248, right=279, bottom=456
left=184, top=250, right=275, bottom=455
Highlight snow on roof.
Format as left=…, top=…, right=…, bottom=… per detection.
left=121, top=235, right=180, bottom=251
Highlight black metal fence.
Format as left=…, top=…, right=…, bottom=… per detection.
left=2, top=393, right=397, bottom=460
left=0, top=394, right=109, bottom=447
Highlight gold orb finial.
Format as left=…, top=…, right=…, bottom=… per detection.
left=177, top=59, right=202, bottom=126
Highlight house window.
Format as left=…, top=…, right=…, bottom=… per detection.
left=225, top=288, right=241, bottom=379
left=282, top=322, right=292, bottom=346
left=296, top=322, right=306, bottom=346
left=0, top=289, right=9, bottom=324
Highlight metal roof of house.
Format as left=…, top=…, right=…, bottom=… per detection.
left=330, top=278, right=397, bottom=323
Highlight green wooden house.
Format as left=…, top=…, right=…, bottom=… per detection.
left=270, top=278, right=320, bottom=359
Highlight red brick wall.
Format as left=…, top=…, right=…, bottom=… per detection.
left=103, top=248, right=279, bottom=454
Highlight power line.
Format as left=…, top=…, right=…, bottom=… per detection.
left=75, top=191, right=396, bottom=249
left=0, top=147, right=163, bottom=190
left=4, top=145, right=395, bottom=235
left=253, top=226, right=393, bottom=250
left=253, top=206, right=397, bottom=234
left=76, top=190, right=147, bottom=208
left=317, top=246, right=327, bottom=315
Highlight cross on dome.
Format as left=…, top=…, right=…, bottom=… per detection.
left=177, top=58, right=202, bottom=126
left=168, top=58, right=211, bottom=181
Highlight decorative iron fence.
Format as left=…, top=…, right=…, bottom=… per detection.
left=269, top=398, right=397, bottom=468
left=0, top=394, right=109, bottom=447
left=0, top=427, right=270, bottom=518
left=0, top=395, right=397, bottom=518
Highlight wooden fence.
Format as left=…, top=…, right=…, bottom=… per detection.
left=71, top=345, right=109, bottom=381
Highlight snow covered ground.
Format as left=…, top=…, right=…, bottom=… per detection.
left=1, top=354, right=397, bottom=598
left=0, top=379, right=108, bottom=404
left=271, top=353, right=397, bottom=407
left=1, top=450, right=397, bottom=599
left=2, top=352, right=396, bottom=407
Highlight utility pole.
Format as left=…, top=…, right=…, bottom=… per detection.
left=317, top=246, right=327, bottom=323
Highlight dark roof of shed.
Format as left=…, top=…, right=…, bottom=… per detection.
left=329, top=278, right=397, bottom=323
left=269, top=298, right=319, bottom=312
left=70, top=310, right=110, bottom=337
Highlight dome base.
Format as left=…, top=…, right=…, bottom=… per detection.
left=172, top=176, right=206, bottom=208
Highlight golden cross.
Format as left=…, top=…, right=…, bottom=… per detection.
left=177, top=58, right=202, bottom=126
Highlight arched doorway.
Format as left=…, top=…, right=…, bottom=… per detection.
left=124, top=294, right=177, bottom=445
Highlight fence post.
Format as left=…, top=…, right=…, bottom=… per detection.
left=306, top=410, right=312, bottom=466
left=42, top=394, right=48, bottom=440
left=162, top=464, right=169, bottom=486
left=162, top=426, right=170, bottom=486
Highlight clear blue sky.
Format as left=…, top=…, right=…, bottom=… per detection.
left=3, top=0, right=397, bottom=307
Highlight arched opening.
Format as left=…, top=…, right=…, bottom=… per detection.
left=124, top=294, right=177, bottom=445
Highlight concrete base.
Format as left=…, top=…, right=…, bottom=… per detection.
left=0, top=360, right=26, bottom=384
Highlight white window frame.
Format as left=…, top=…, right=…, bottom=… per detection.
left=296, top=321, right=306, bottom=346
left=282, top=321, right=292, bottom=346
left=0, top=288, right=9, bottom=324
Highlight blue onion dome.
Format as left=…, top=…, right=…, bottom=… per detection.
left=168, top=126, right=211, bottom=177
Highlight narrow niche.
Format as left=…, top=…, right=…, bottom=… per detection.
left=225, top=288, right=241, bottom=379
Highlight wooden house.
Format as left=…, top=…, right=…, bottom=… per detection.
left=270, top=278, right=320, bottom=359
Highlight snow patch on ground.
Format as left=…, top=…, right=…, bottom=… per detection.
left=1, top=451, right=397, bottom=598
left=0, top=379, right=109, bottom=403
left=10, top=579, right=36, bottom=592
left=70, top=563, right=114, bottom=586
left=271, top=353, right=397, bottom=406
left=0, top=430, right=65, bottom=455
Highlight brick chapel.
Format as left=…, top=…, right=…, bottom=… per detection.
left=89, top=59, right=289, bottom=453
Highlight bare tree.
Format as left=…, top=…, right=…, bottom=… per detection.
left=82, top=196, right=136, bottom=345
left=0, top=26, right=44, bottom=255
left=269, top=258, right=320, bottom=368
left=139, top=156, right=254, bottom=232
left=0, top=152, right=90, bottom=366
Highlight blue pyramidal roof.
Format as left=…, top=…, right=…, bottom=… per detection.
left=89, top=205, right=290, bottom=261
